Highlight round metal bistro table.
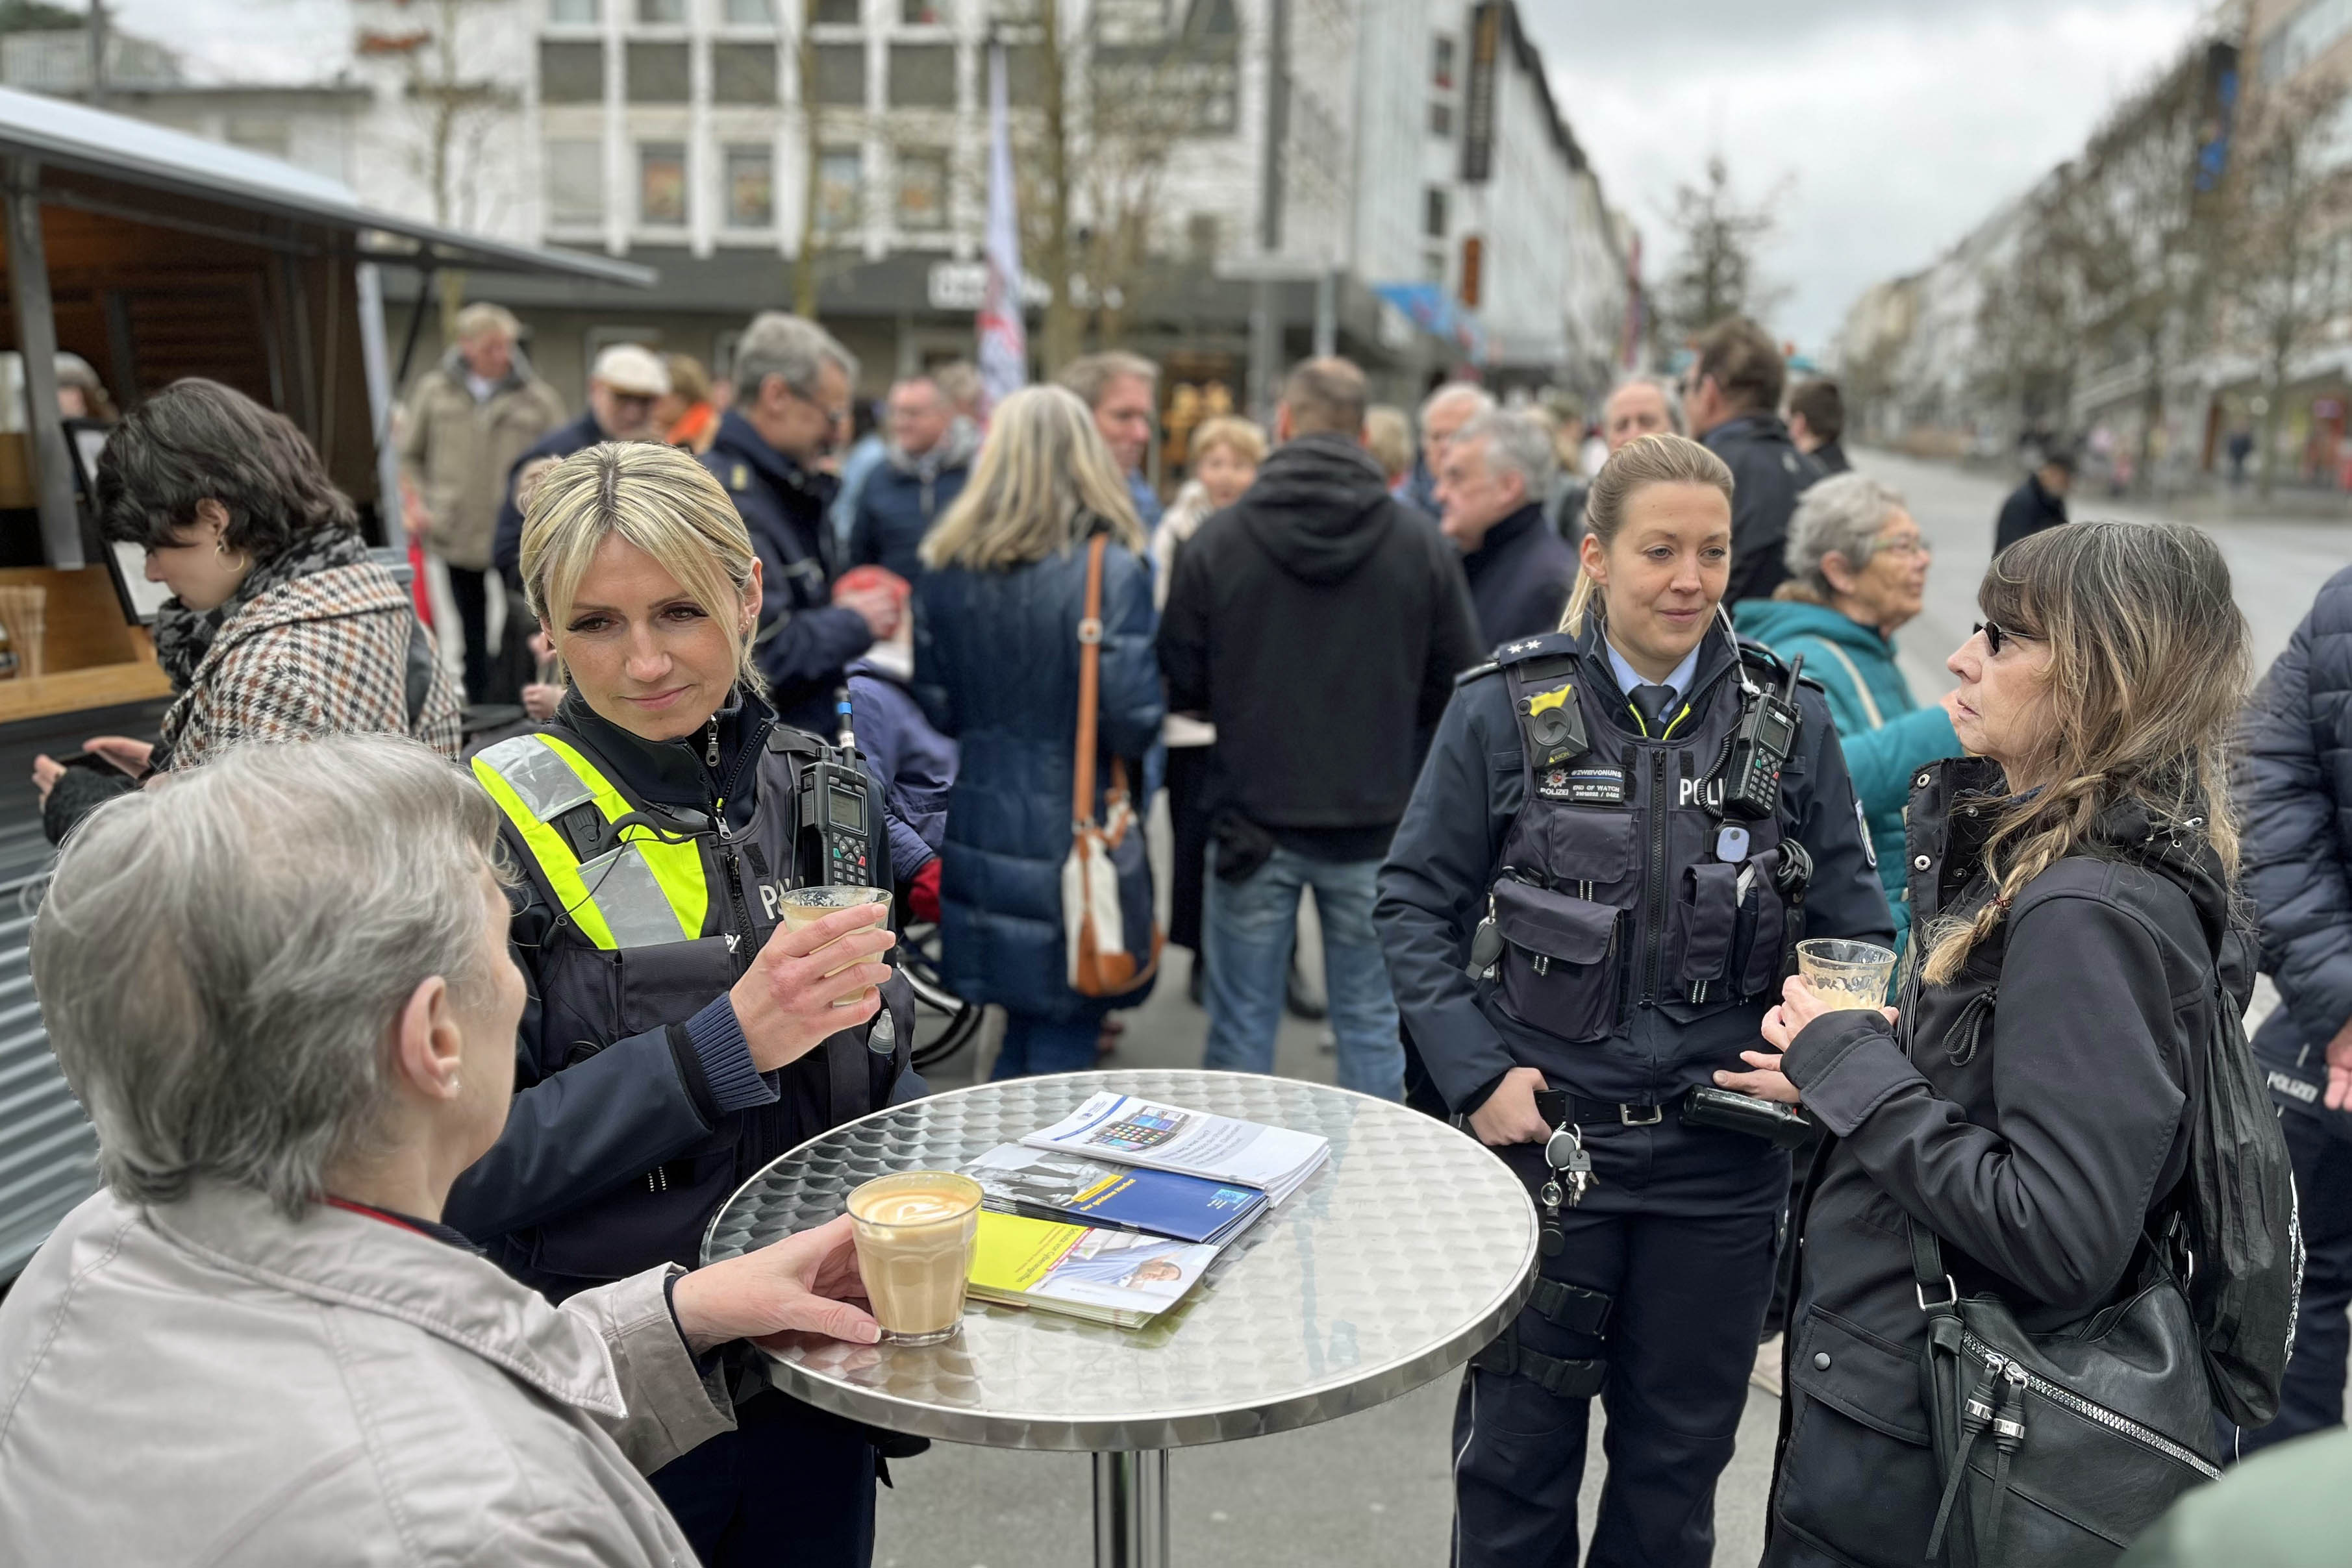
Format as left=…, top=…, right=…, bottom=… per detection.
left=701, top=1068, right=1537, bottom=1568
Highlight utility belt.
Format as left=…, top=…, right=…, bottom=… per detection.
left=1528, top=1086, right=1815, bottom=1149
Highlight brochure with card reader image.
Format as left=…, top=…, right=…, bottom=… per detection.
left=1020, top=1092, right=1331, bottom=1204
left=960, top=1143, right=1269, bottom=1246
left=965, top=1211, right=1221, bottom=1328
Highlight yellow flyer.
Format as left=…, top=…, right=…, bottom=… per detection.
left=967, top=1212, right=1086, bottom=1293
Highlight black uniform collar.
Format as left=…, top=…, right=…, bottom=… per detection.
left=555, top=685, right=775, bottom=823
left=710, top=408, right=837, bottom=506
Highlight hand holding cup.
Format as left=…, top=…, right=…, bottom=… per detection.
left=727, top=897, right=895, bottom=1072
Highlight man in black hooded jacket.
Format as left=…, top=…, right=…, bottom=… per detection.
left=1157, top=356, right=1481, bottom=1100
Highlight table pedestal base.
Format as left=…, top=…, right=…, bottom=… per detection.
left=1091, top=1449, right=1169, bottom=1567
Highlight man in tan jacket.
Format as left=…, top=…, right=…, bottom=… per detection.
left=399, top=302, right=566, bottom=701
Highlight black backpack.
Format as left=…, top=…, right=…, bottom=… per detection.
left=2174, top=925, right=2303, bottom=1428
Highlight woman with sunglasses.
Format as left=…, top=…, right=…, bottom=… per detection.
left=1735, top=521, right=2253, bottom=1567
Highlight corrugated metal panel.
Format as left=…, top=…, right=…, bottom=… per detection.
left=0, top=821, right=89, bottom=1281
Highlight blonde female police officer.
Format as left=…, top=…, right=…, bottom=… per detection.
left=1375, top=434, right=1890, bottom=1568
left=445, top=442, right=914, bottom=1568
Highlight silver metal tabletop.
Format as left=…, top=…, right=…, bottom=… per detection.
left=701, top=1069, right=1538, bottom=1454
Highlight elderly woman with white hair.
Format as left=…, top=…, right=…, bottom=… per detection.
left=0, top=736, right=882, bottom=1563
left=1734, top=472, right=1965, bottom=946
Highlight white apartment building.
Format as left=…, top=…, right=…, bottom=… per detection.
left=16, top=0, right=1635, bottom=414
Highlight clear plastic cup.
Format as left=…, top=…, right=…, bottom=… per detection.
left=845, top=1171, right=983, bottom=1346
left=1795, top=938, right=1898, bottom=1010
left=777, top=884, right=892, bottom=1005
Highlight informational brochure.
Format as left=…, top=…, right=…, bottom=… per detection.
left=1020, top=1092, right=1331, bottom=1204
left=966, top=1212, right=1221, bottom=1328
left=961, top=1143, right=1268, bottom=1246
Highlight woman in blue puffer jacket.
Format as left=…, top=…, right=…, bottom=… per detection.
left=1734, top=472, right=1965, bottom=949
left=912, top=386, right=1164, bottom=1076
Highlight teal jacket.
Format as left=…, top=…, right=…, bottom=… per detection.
left=1734, top=597, right=1962, bottom=947
left=2120, top=1426, right=2352, bottom=1567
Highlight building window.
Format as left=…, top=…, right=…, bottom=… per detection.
left=896, top=147, right=948, bottom=230
left=1423, top=186, right=1447, bottom=240
left=1431, top=34, right=1455, bottom=92
left=1186, top=211, right=1220, bottom=263
left=1422, top=245, right=1445, bottom=285
left=546, top=139, right=604, bottom=224
left=814, top=0, right=860, bottom=21
left=725, top=145, right=774, bottom=227
left=1429, top=99, right=1451, bottom=137
left=547, top=0, right=598, bottom=21
left=712, top=42, right=777, bottom=102
left=627, top=42, right=690, bottom=101
left=816, top=145, right=862, bottom=235
left=723, top=0, right=772, bottom=19
left=902, top=0, right=945, bottom=21
left=814, top=42, right=866, bottom=104
left=540, top=40, right=605, bottom=103
left=226, top=118, right=290, bottom=161
left=640, top=142, right=688, bottom=225
left=637, top=0, right=684, bottom=21
left=888, top=44, right=956, bottom=107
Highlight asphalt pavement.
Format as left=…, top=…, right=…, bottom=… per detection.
left=872, top=451, right=2332, bottom=1568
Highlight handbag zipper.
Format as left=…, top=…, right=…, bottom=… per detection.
left=1957, top=1333, right=2220, bottom=1480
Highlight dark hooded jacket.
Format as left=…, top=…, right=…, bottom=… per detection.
left=1766, top=756, right=2236, bottom=1568
left=1157, top=432, right=1482, bottom=858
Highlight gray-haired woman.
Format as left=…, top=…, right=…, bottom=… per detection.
left=0, top=736, right=880, bottom=1564
left=1734, top=471, right=1966, bottom=948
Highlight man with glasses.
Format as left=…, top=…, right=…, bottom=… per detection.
left=492, top=342, right=671, bottom=588
left=703, top=311, right=899, bottom=734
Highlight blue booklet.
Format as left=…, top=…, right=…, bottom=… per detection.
left=961, top=1143, right=1269, bottom=1247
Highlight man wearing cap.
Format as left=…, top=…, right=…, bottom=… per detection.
left=703, top=311, right=897, bottom=735
left=492, top=343, right=671, bottom=586
left=1994, top=440, right=2073, bottom=554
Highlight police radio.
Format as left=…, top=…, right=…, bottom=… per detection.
left=1714, top=653, right=1805, bottom=822
left=789, top=690, right=877, bottom=887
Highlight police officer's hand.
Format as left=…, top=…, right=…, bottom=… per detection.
left=729, top=903, right=897, bottom=1072
left=2324, top=1017, right=2352, bottom=1111
left=1718, top=1051, right=1801, bottom=1106
left=1469, top=1066, right=1552, bottom=1147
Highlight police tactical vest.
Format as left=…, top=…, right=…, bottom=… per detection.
left=472, top=722, right=903, bottom=1282
left=1483, top=631, right=1804, bottom=1051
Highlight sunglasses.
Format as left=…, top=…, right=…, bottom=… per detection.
left=1973, top=619, right=2038, bottom=656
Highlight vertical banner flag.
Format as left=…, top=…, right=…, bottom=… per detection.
left=979, top=40, right=1027, bottom=418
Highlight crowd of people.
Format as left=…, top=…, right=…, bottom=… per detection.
left=0, top=295, right=2342, bottom=1568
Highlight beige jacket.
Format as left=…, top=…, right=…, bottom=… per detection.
left=399, top=349, right=568, bottom=570
left=0, top=1184, right=733, bottom=1565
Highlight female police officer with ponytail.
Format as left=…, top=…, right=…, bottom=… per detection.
left=1375, top=432, right=1890, bottom=1568
left=444, top=441, right=913, bottom=1568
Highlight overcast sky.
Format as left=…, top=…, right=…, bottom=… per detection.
left=1525, top=0, right=2208, bottom=355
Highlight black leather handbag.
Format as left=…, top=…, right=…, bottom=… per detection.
left=1910, top=1223, right=2222, bottom=1567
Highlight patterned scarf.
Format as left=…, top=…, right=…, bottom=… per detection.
left=151, top=526, right=375, bottom=691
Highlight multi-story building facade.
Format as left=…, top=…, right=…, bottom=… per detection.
left=19, top=0, right=1637, bottom=433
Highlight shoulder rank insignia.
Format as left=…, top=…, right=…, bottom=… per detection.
left=730, top=462, right=751, bottom=490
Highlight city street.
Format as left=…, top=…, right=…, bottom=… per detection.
left=880, top=452, right=2340, bottom=1568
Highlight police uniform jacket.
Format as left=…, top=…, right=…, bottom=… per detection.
left=703, top=409, right=878, bottom=735
left=2238, top=561, right=2352, bottom=1135
left=445, top=688, right=908, bottom=1298
left=1766, top=760, right=2230, bottom=1567
left=1376, top=619, right=1890, bottom=1119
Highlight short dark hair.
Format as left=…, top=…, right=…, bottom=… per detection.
left=95, top=379, right=357, bottom=558
left=1281, top=356, right=1368, bottom=437
left=1692, top=317, right=1786, bottom=416
left=1788, top=377, right=1844, bottom=445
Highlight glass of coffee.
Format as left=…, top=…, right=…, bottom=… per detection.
left=845, top=1171, right=984, bottom=1346
left=1795, top=938, right=1899, bottom=1010
left=777, top=885, right=893, bottom=1006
